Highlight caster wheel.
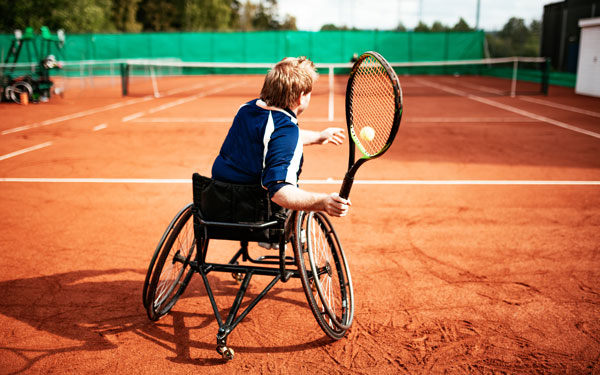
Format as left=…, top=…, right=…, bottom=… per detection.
left=218, top=346, right=235, bottom=361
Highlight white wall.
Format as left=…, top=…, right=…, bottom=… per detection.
left=576, top=18, right=600, bottom=97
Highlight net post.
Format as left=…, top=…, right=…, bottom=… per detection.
left=541, top=58, right=550, bottom=95
left=88, top=63, right=94, bottom=88
left=110, top=62, right=115, bottom=87
left=80, top=62, right=84, bottom=89
left=120, top=63, right=129, bottom=96
left=150, top=65, right=160, bottom=98
left=510, top=58, right=518, bottom=97
left=328, top=65, right=334, bottom=122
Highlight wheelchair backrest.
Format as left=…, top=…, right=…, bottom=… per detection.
left=192, top=173, right=288, bottom=242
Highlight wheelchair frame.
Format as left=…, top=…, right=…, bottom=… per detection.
left=143, top=201, right=354, bottom=361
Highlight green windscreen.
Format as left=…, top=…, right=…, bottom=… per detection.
left=1, top=30, right=485, bottom=64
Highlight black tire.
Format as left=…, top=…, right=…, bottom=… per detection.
left=294, top=211, right=354, bottom=339
left=145, top=203, right=197, bottom=321
left=143, top=203, right=193, bottom=308
left=8, top=81, right=33, bottom=104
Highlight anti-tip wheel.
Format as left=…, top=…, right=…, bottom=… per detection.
left=218, top=346, right=235, bottom=361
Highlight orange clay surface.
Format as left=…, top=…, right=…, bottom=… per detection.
left=0, top=74, right=599, bottom=374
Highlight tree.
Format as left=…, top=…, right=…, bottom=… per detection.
left=521, top=19, right=541, bottom=56
left=414, top=21, right=430, bottom=32
left=394, top=22, right=407, bottom=31
left=137, top=0, right=239, bottom=31
left=113, top=0, right=142, bottom=32
left=499, top=17, right=528, bottom=47
left=486, top=17, right=540, bottom=57
left=184, top=0, right=237, bottom=31
left=137, top=0, right=179, bottom=31
left=430, top=21, right=448, bottom=32
left=1, top=0, right=116, bottom=33
left=280, top=14, right=296, bottom=31
left=237, top=0, right=257, bottom=30
left=57, top=0, right=115, bottom=32
left=452, top=17, right=472, bottom=31
left=235, top=0, right=295, bottom=31
left=251, top=0, right=280, bottom=30
left=0, top=0, right=292, bottom=33
left=320, top=24, right=349, bottom=31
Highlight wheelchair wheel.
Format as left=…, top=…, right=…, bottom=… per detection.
left=294, top=211, right=354, bottom=339
left=145, top=203, right=197, bottom=321
left=8, top=81, right=33, bottom=104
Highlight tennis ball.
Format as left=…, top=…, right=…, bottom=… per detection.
left=360, top=126, right=375, bottom=141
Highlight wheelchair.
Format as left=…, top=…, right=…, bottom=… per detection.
left=142, top=174, right=354, bottom=361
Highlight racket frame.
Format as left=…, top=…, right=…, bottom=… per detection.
left=340, top=51, right=403, bottom=199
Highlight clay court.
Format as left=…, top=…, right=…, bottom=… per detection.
left=0, top=72, right=599, bottom=374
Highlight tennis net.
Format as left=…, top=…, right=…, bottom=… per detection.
left=0, top=58, right=179, bottom=101
left=117, top=57, right=548, bottom=120
left=1, top=57, right=549, bottom=116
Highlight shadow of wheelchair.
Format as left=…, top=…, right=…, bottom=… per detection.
left=0, top=268, right=330, bottom=372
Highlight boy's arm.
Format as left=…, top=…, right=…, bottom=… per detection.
left=300, top=128, right=346, bottom=146
left=271, top=184, right=351, bottom=217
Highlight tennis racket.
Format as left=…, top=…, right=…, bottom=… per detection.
left=339, top=51, right=403, bottom=199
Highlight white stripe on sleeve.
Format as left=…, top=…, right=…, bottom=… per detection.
left=285, top=132, right=303, bottom=185
left=262, top=111, right=275, bottom=170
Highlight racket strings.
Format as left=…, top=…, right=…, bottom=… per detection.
left=349, top=56, right=396, bottom=157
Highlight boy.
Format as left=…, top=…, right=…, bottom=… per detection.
left=212, top=56, right=351, bottom=217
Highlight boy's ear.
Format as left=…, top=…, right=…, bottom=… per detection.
left=299, top=91, right=310, bottom=106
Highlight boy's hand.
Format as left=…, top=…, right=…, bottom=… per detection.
left=325, top=193, right=351, bottom=217
left=320, top=128, right=346, bottom=145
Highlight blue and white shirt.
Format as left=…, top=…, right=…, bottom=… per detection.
left=212, top=99, right=303, bottom=195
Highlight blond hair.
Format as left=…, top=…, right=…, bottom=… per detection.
left=260, top=57, right=318, bottom=110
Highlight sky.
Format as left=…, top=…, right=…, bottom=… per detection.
left=275, top=0, right=556, bottom=31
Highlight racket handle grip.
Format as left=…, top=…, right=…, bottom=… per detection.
left=339, top=174, right=354, bottom=200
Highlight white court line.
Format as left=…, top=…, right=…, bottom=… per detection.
left=470, top=96, right=600, bottom=140
left=133, top=117, right=232, bottom=123
left=0, top=142, right=53, bottom=161
left=164, top=81, right=217, bottom=96
left=0, top=178, right=189, bottom=183
left=120, top=80, right=248, bottom=123
left=131, top=117, right=344, bottom=124
left=93, top=124, right=107, bottom=131
left=408, top=117, right=538, bottom=123
left=302, top=179, right=600, bottom=185
left=441, top=79, right=505, bottom=95
left=518, top=96, right=600, bottom=118
left=416, top=79, right=600, bottom=140
left=0, top=178, right=599, bottom=185
left=2, top=97, right=154, bottom=135
left=122, top=112, right=145, bottom=122
left=133, top=117, right=536, bottom=124
left=147, top=97, right=194, bottom=113
left=1, top=80, right=224, bottom=135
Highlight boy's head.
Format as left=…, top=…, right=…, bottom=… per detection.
left=260, top=56, right=318, bottom=110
